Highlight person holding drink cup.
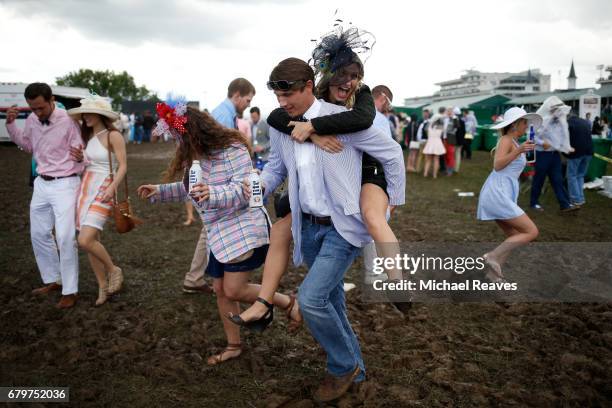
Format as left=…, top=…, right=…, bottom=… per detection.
left=476, top=107, right=541, bottom=281
left=137, top=99, right=299, bottom=365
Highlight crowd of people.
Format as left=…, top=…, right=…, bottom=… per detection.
left=5, top=23, right=605, bottom=403
left=112, top=110, right=160, bottom=144
left=390, top=107, right=480, bottom=178
left=586, top=112, right=611, bottom=138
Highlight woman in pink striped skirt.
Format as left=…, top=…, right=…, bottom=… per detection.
left=68, top=96, right=127, bottom=306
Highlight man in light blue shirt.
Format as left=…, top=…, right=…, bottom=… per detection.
left=211, top=78, right=256, bottom=130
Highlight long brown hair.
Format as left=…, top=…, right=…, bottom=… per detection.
left=164, top=107, right=251, bottom=181
left=80, top=114, right=118, bottom=146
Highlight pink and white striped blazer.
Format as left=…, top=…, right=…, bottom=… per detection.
left=154, top=143, right=269, bottom=263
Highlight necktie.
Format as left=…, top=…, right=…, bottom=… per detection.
left=292, top=115, right=307, bottom=123
left=39, top=118, right=50, bottom=126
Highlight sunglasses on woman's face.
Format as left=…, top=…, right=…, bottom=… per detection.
left=267, top=79, right=305, bottom=91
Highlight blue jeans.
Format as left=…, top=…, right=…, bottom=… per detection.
left=134, top=126, right=144, bottom=143
left=566, top=155, right=591, bottom=205
left=298, top=217, right=364, bottom=381
left=143, top=128, right=152, bottom=143
left=530, top=151, right=570, bottom=209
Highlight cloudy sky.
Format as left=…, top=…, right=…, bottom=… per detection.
left=1, top=0, right=611, bottom=115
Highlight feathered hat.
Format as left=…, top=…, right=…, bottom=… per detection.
left=154, top=94, right=188, bottom=142
left=310, top=23, right=375, bottom=82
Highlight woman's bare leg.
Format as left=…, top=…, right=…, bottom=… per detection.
left=78, top=226, right=115, bottom=274
left=416, top=146, right=425, bottom=172
left=87, top=252, right=107, bottom=289
left=360, top=184, right=402, bottom=281
left=485, top=215, right=539, bottom=278
left=79, top=227, right=114, bottom=304
left=183, top=201, right=195, bottom=226
left=424, top=155, right=432, bottom=177
left=208, top=277, right=242, bottom=363
left=236, top=215, right=300, bottom=322
left=407, top=150, right=417, bottom=171
left=433, top=156, right=440, bottom=178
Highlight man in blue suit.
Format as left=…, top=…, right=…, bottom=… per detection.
left=261, top=58, right=405, bottom=402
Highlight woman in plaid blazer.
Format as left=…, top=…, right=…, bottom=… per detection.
left=138, top=107, right=298, bottom=365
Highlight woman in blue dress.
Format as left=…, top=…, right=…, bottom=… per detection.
left=477, top=107, right=542, bottom=281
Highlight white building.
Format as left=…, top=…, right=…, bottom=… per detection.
left=433, top=69, right=551, bottom=100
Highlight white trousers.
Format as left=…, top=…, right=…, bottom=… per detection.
left=30, top=176, right=80, bottom=295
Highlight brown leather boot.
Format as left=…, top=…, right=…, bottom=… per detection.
left=56, top=294, right=78, bottom=309
left=313, top=366, right=361, bottom=402
left=31, top=282, right=62, bottom=295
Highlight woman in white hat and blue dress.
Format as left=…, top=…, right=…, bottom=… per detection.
left=477, top=107, right=541, bottom=281
left=67, top=95, right=127, bottom=306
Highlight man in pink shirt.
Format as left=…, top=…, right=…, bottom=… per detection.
left=6, top=82, right=84, bottom=309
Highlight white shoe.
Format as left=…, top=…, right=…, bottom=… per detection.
left=343, top=282, right=356, bottom=292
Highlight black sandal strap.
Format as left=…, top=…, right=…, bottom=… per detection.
left=256, top=297, right=273, bottom=309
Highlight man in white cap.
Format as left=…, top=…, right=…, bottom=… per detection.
left=5, top=83, right=84, bottom=308
left=530, top=96, right=576, bottom=212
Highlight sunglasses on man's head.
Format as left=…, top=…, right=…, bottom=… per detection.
left=267, top=79, right=305, bottom=91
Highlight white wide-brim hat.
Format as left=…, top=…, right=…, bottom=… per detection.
left=67, top=95, right=119, bottom=121
left=491, top=106, right=542, bottom=130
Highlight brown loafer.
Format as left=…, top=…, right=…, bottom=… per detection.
left=182, top=283, right=214, bottom=294
left=56, top=294, right=78, bottom=309
left=31, top=282, right=62, bottom=295
left=313, top=366, right=361, bottom=402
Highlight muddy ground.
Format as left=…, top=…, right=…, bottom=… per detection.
left=1, top=142, right=611, bottom=407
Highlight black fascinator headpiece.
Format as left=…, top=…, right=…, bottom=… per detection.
left=310, top=24, right=376, bottom=79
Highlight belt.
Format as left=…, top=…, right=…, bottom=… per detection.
left=39, top=173, right=78, bottom=181
left=302, top=212, right=332, bottom=226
